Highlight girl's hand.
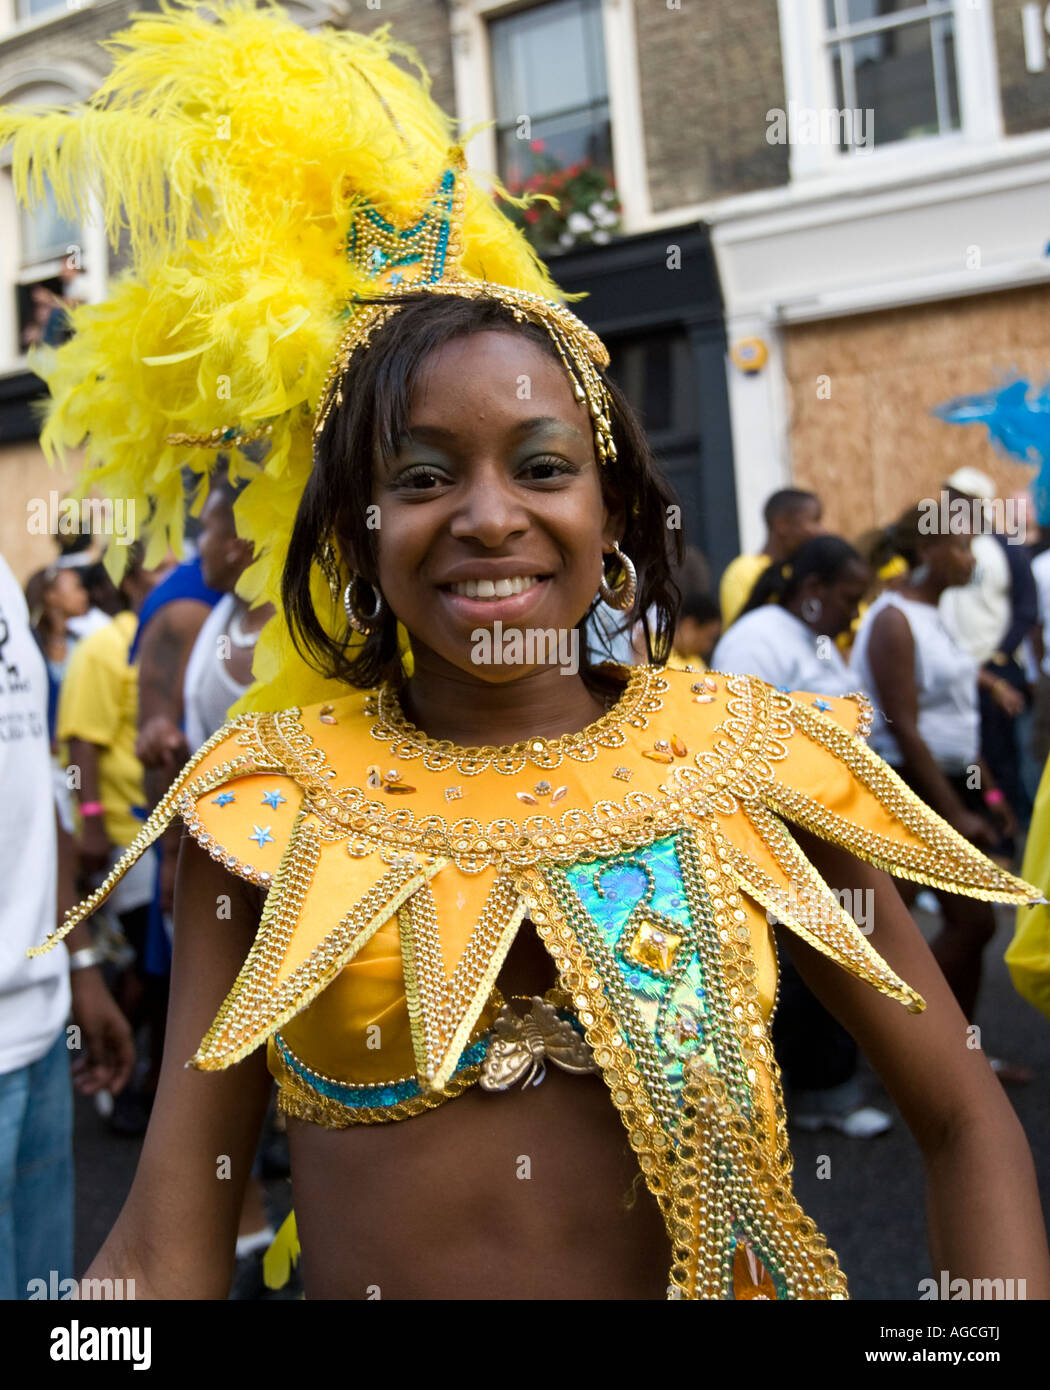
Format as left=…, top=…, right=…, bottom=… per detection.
left=985, top=794, right=1018, bottom=843
left=989, top=678, right=1024, bottom=717
left=69, top=968, right=136, bottom=1095
left=952, top=810, right=999, bottom=852
left=78, top=817, right=113, bottom=877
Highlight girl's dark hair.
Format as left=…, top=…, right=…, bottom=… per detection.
left=737, top=534, right=864, bottom=619
left=283, top=290, right=685, bottom=693
left=889, top=503, right=944, bottom=570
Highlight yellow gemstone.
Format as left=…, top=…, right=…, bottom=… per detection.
left=625, top=920, right=682, bottom=974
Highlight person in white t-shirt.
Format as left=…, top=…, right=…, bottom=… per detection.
left=851, top=507, right=1028, bottom=1080
left=712, top=534, right=870, bottom=697
left=711, top=536, right=892, bottom=1137
left=0, top=552, right=133, bottom=1299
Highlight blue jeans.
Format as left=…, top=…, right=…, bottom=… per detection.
left=0, top=1029, right=74, bottom=1298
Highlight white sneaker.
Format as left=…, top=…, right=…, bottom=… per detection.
left=793, top=1105, right=893, bottom=1138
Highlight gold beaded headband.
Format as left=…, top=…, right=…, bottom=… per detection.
left=312, top=278, right=617, bottom=466
left=166, top=148, right=618, bottom=467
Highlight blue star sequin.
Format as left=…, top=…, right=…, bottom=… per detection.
left=249, top=825, right=274, bottom=848
left=213, top=792, right=235, bottom=807
left=813, top=699, right=832, bottom=711
left=261, top=789, right=287, bottom=809
left=390, top=271, right=404, bottom=286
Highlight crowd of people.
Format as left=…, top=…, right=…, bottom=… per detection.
left=657, top=468, right=1050, bottom=1133
left=2, top=458, right=1047, bottom=1300
left=2, top=464, right=288, bottom=1299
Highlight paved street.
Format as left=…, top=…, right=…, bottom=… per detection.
left=73, top=907, right=1048, bottom=1300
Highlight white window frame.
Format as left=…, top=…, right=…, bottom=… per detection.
left=0, top=67, right=108, bottom=375
left=777, top=0, right=1003, bottom=182
left=0, top=0, right=103, bottom=43
left=448, top=0, right=651, bottom=232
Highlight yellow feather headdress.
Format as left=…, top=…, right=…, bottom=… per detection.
left=0, top=0, right=599, bottom=713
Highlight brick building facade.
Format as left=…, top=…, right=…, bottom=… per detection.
left=4, top=0, right=1050, bottom=581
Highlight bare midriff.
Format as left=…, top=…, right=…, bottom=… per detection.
left=286, top=917, right=672, bottom=1300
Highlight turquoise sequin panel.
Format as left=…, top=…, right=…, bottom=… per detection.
left=562, top=833, right=714, bottom=1098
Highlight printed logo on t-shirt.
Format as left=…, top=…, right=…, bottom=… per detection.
left=0, top=600, right=45, bottom=740
left=0, top=604, right=31, bottom=693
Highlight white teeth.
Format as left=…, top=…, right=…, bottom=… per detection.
left=448, top=576, right=541, bottom=599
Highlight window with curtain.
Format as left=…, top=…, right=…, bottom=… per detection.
left=489, top=0, right=613, bottom=186
left=824, top=0, right=960, bottom=149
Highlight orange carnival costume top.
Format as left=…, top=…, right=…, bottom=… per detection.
left=33, top=662, right=1041, bottom=1299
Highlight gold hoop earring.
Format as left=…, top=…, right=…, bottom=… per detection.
left=344, top=574, right=385, bottom=635
left=598, top=540, right=637, bottom=611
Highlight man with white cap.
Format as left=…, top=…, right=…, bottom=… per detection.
left=939, top=467, right=1037, bottom=843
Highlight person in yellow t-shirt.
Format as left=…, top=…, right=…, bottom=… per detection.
left=57, top=546, right=171, bottom=891
left=719, top=488, right=824, bottom=626
left=57, top=545, right=173, bottom=1135
left=59, top=608, right=144, bottom=851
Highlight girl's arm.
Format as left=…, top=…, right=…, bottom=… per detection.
left=865, top=606, right=992, bottom=845
left=82, top=834, right=272, bottom=1299
left=782, top=826, right=1050, bottom=1295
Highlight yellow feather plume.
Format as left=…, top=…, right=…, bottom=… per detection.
left=0, top=0, right=563, bottom=711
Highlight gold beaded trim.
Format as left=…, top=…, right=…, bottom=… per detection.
left=398, top=873, right=527, bottom=1092
left=843, top=689, right=875, bottom=739
left=164, top=420, right=275, bottom=450
left=519, top=866, right=677, bottom=1200
left=517, top=820, right=848, bottom=1301
left=190, top=817, right=447, bottom=1070
left=671, top=1056, right=848, bottom=1299
left=368, top=663, right=665, bottom=774
left=312, top=276, right=618, bottom=467
left=28, top=715, right=261, bottom=955
left=763, top=697, right=1037, bottom=902
left=712, top=808, right=925, bottom=1012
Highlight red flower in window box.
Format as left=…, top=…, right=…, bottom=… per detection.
left=529, top=138, right=546, bottom=152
